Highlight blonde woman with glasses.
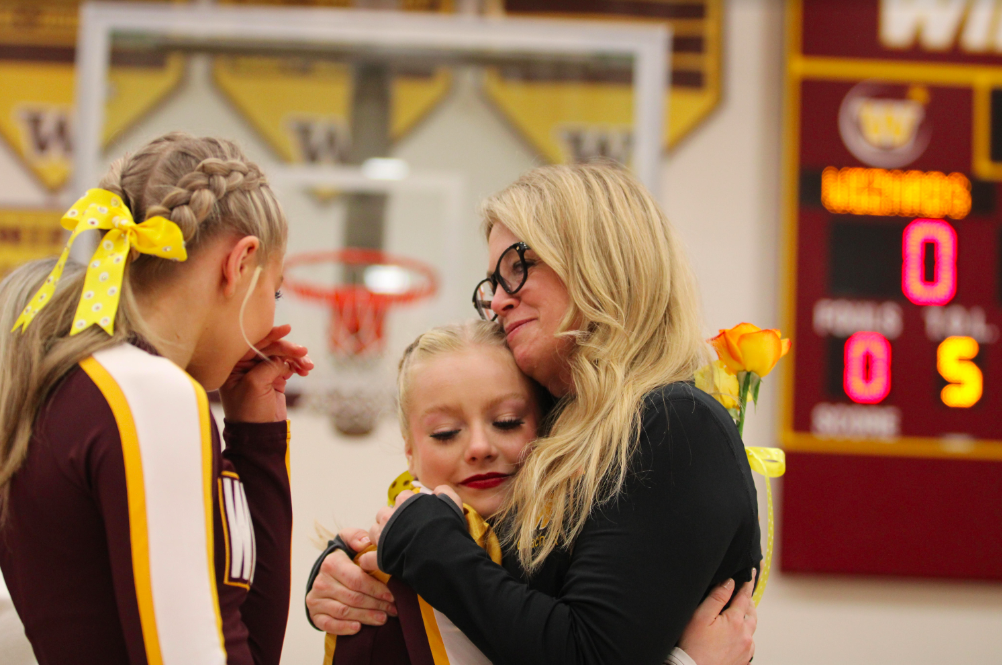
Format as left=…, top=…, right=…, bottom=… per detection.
left=308, top=163, right=759, bottom=665
left=0, top=132, right=312, bottom=664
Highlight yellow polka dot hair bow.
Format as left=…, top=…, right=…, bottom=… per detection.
left=11, top=188, right=187, bottom=336
left=388, top=470, right=419, bottom=505
left=387, top=471, right=502, bottom=564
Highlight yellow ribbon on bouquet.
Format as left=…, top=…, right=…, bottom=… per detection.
left=11, top=189, right=187, bottom=336
left=745, top=446, right=785, bottom=606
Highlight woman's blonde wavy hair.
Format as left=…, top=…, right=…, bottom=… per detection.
left=0, top=132, right=286, bottom=517
left=482, top=162, right=709, bottom=572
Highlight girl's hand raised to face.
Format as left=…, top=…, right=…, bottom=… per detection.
left=219, top=324, right=314, bottom=422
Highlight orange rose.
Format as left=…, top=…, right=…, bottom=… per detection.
left=710, top=323, right=791, bottom=378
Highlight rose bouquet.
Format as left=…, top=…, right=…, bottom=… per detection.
left=695, top=323, right=790, bottom=605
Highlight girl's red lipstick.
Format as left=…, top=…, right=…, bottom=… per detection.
left=460, top=472, right=512, bottom=490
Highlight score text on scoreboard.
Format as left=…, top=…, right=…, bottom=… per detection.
left=783, top=3, right=1002, bottom=461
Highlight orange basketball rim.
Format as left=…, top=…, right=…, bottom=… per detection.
left=283, top=248, right=439, bottom=358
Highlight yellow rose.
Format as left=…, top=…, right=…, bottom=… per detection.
left=694, top=360, right=741, bottom=409
left=710, top=323, right=791, bottom=378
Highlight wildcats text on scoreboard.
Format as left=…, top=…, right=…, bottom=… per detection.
left=881, top=0, right=1002, bottom=53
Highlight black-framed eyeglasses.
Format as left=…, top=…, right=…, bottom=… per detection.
left=472, top=242, right=532, bottom=321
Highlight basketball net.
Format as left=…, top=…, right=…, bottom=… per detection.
left=325, top=287, right=393, bottom=436
left=284, top=249, right=438, bottom=437
left=328, top=286, right=388, bottom=358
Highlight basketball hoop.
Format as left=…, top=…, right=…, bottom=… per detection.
left=284, top=248, right=438, bottom=435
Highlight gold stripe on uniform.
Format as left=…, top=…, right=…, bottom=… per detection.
left=285, top=418, right=291, bottom=481
left=323, top=633, right=337, bottom=665
left=285, top=419, right=293, bottom=609
left=80, top=357, right=164, bottom=665
left=418, top=597, right=451, bottom=665
left=188, top=376, right=227, bottom=656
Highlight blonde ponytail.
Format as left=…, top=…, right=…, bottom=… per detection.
left=0, top=132, right=287, bottom=519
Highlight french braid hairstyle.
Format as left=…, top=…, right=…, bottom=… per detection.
left=0, top=132, right=287, bottom=518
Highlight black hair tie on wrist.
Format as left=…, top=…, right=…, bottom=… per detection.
left=305, top=535, right=360, bottom=631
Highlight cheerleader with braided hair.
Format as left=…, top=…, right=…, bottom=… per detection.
left=0, top=132, right=312, bottom=665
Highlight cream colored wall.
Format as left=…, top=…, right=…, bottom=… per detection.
left=670, top=2, right=1002, bottom=664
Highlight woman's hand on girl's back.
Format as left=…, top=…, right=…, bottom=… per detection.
left=678, top=571, right=757, bottom=665
left=219, top=324, right=313, bottom=422
left=306, top=528, right=398, bottom=635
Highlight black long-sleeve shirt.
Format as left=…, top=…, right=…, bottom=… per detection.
left=377, top=383, right=761, bottom=665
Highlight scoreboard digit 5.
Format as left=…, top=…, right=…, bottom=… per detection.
left=782, top=0, right=1002, bottom=579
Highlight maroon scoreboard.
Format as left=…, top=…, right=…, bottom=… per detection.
left=782, top=0, right=1002, bottom=579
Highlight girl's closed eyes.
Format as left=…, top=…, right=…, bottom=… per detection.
left=400, top=331, right=543, bottom=520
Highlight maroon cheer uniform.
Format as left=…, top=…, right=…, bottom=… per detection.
left=0, top=342, right=292, bottom=665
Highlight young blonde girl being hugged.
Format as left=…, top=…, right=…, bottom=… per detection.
left=0, top=132, right=312, bottom=665
left=316, top=321, right=755, bottom=665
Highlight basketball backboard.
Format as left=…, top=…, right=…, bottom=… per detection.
left=72, top=2, right=670, bottom=430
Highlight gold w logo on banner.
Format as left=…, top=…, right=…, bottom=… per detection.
left=489, top=0, right=723, bottom=159
left=213, top=56, right=451, bottom=176
left=0, top=1, right=187, bottom=192
left=215, top=0, right=457, bottom=178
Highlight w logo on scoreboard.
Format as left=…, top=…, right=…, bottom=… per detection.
left=838, top=82, right=932, bottom=169
left=220, top=473, right=256, bottom=588
left=855, top=98, right=924, bottom=150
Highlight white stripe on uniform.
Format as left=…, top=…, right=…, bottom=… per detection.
left=434, top=608, right=493, bottom=665
left=92, top=344, right=226, bottom=665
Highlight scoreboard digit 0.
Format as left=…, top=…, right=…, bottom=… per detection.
left=781, top=0, right=1002, bottom=581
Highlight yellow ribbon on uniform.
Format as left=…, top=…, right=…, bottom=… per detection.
left=744, top=446, right=785, bottom=606
left=462, top=504, right=502, bottom=565
left=11, top=189, right=187, bottom=336
left=387, top=470, right=502, bottom=564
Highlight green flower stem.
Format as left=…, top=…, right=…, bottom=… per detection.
left=736, top=371, right=752, bottom=438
